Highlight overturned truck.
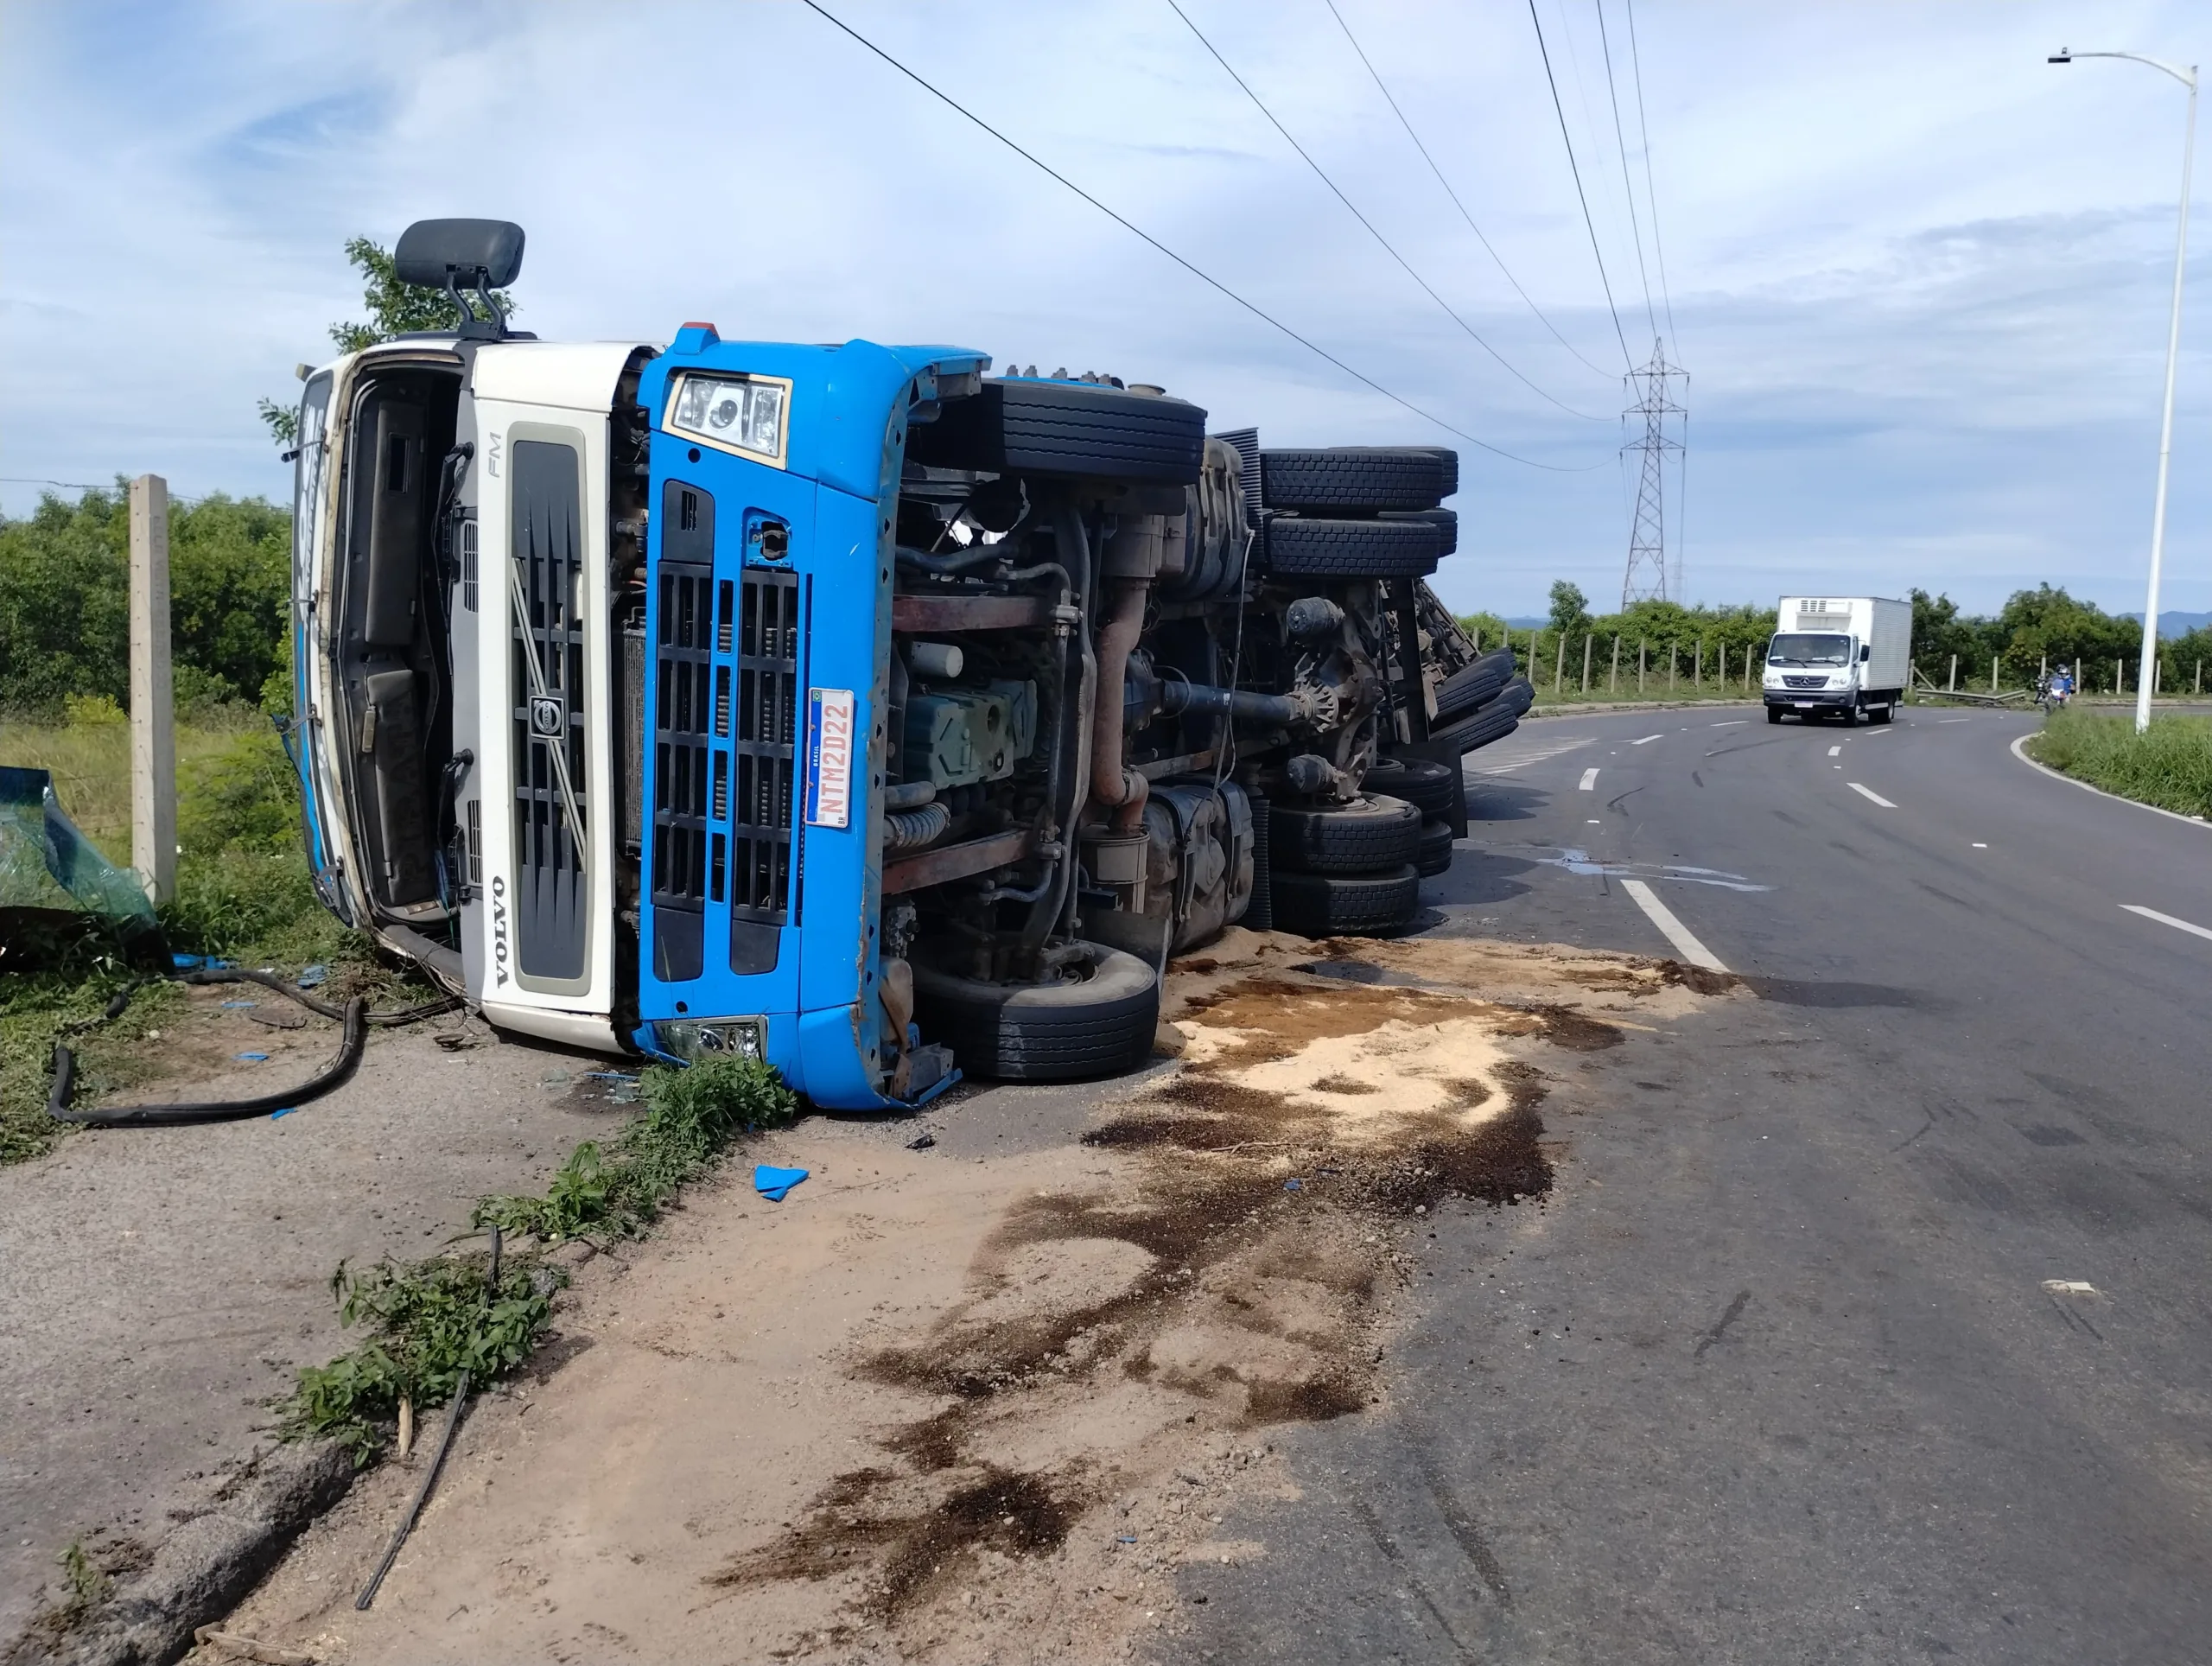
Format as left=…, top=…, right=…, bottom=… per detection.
left=287, top=219, right=1533, bottom=1109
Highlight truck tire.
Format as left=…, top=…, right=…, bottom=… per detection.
left=1432, top=678, right=1533, bottom=754
left=1362, top=757, right=1458, bottom=819
left=1262, top=514, right=1440, bottom=579
left=1415, top=817, right=1455, bottom=877
left=1766, top=706, right=1783, bottom=724
left=1269, top=864, right=1422, bottom=938
left=912, top=946, right=1160, bottom=1082
left=1259, top=447, right=1458, bottom=512
left=1871, top=703, right=1894, bottom=724
left=905, top=378, right=1208, bottom=485
left=1381, top=506, right=1457, bottom=556
left=1433, top=648, right=1514, bottom=723
left=1269, top=793, right=1422, bottom=874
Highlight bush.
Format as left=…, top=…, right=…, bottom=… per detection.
left=2027, top=709, right=2212, bottom=818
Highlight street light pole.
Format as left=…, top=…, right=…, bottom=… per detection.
left=2050, top=48, right=2198, bottom=733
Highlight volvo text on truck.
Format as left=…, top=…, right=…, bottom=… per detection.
left=284, top=219, right=1535, bottom=1109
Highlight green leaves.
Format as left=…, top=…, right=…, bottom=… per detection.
left=285, top=1256, right=558, bottom=1466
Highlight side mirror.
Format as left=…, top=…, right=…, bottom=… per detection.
left=1860, top=644, right=1871, bottom=662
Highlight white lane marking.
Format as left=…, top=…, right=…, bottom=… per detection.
left=1465, top=734, right=1597, bottom=777
left=1972, top=842, right=1987, bottom=849
left=1710, top=719, right=1747, bottom=728
left=1578, top=767, right=1599, bottom=791
left=1587, top=817, right=1601, bottom=823
left=1621, top=879, right=1730, bottom=971
left=2043, top=1280, right=2098, bottom=1296
left=1848, top=782, right=1897, bottom=808
left=2010, top=733, right=2212, bottom=830
left=1827, top=745, right=1842, bottom=757
left=2120, top=903, right=2212, bottom=943
left=1938, top=717, right=1971, bottom=724
left=1631, top=734, right=1662, bottom=746
left=1865, top=727, right=1892, bottom=736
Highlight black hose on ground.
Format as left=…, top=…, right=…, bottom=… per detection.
left=44, top=963, right=456, bottom=1127
left=49, top=998, right=366, bottom=1127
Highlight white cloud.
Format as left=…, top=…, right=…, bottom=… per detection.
left=2, top=0, right=2205, bottom=616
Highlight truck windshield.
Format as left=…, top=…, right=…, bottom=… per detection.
left=1768, top=633, right=1851, bottom=667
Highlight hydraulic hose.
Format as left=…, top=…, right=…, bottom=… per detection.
left=1020, top=504, right=1094, bottom=959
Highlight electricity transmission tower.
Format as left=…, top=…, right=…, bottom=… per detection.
left=1620, top=339, right=1688, bottom=607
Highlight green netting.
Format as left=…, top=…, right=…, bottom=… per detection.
left=0, top=766, right=159, bottom=969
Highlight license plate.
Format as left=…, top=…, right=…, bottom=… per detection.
left=804, top=688, right=855, bottom=829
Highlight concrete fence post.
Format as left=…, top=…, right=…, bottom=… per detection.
left=1611, top=633, right=1621, bottom=694
left=1948, top=654, right=1957, bottom=693
left=129, top=474, right=176, bottom=905
left=1554, top=633, right=1567, bottom=692
left=1694, top=639, right=1702, bottom=689
left=1669, top=645, right=1677, bottom=691
left=1581, top=633, right=1592, bottom=694
left=1639, top=639, right=1647, bottom=695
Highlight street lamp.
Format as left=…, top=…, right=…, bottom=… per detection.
left=2050, top=48, right=2198, bottom=733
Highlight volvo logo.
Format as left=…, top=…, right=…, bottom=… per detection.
left=491, top=873, right=510, bottom=988
left=531, top=696, right=564, bottom=737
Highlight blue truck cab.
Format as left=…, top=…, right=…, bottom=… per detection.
left=289, top=219, right=1486, bottom=1109
left=632, top=326, right=990, bottom=1105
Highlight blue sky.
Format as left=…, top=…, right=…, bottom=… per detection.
left=2, top=0, right=2205, bottom=620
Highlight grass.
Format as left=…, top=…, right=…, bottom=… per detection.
left=2024, top=708, right=2212, bottom=818
left=473, top=1055, right=799, bottom=1241
left=0, top=709, right=396, bottom=1164
left=284, top=1055, right=799, bottom=1463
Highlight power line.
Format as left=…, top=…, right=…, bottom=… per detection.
left=1624, top=0, right=1678, bottom=347
left=1594, top=0, right=1657, bottom=339
left=802, top=0, right=1604, bottom=471
left=1168, top=0, right=1605, bottom=421
left=1527, top=0, right=1632, bottom=369
left=1323, top=0, right=1614, bottom=380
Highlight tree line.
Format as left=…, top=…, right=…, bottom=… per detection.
left=1458, top=582, right=2212, bottom=696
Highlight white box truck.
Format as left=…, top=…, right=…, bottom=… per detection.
left=1763, top=595, right=1911, bottom=725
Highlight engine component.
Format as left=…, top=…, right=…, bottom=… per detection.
left=907, top=640, right=965, bottom=679
left=1285, top=595, right=1345, bottom=644
left=903, top=684, right=1033, bottom=786
left=884, top=802, right=951, bottom=851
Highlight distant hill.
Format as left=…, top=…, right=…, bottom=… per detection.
left=2116, top=610, right=2212, bottom=638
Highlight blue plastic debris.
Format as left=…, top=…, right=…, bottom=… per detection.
left=1116, top=1535, right=1138, bottom=1544
left=1284, top=1178, right=1303, bottom=1192
left=753, top=1164, right=810, bottom=1202
left=270, top=1106, right=299, bottom=1120
left=236, top=1052, right=269, bottom=1062
left=170, top=953, right=236, bottom=971
left=296, top=964, right=328, bottom=989
left=219, top=999, right=257, bottom=1009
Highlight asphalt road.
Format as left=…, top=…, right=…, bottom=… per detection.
left=1172, top=704, right=2212, bottom=1664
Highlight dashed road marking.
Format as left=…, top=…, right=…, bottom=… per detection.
left=1710, top=719, right=1747, bottom=727
left=1938, top=717, right=1972, bottom=724
left=1848, top=782, right=1897, bottom=808
left=1973, top=842, right=1987, bottom=849
left=2120, top=904, right=2212, bottom=944
left=1621, top=880, right=1729, bottom=972
left=1827, top=745, right=1842, bottom=757
left=1631, top=734, right=1662, bottom=746
left=1579, top=767, right=1599, bottom=791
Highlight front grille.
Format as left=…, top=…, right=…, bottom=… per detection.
left=510, top=440, right=588, bottom=982
left=1782, top=675, right=1830, bottom=690
left=652, top=562, right=715, bottom=912
left=652, top=563, right=800, bottom=963
left=728, top=571, right=799, bottom=925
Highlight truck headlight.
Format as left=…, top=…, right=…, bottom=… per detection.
left=652, top=1016, right=767, bottom=1062
left=668, top=372, right=789, bottom=463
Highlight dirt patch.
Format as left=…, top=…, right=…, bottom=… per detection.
left=205, top=930, right=1726, bottom=1666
